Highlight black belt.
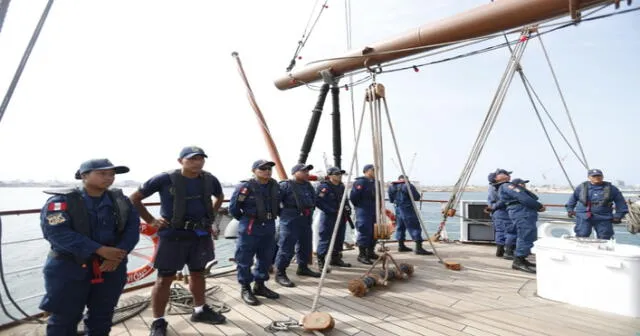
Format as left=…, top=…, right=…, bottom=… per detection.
left=48, top=250, right=89, bottom=265
left=248, top=213, right=275, bottom=220
left=182, top=219, right=211, bottom=231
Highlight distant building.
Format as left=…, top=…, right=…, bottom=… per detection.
left=614, top=180, right=626, bottom=187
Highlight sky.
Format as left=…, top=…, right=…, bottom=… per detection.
left=0, top=0, right=638, bottom=186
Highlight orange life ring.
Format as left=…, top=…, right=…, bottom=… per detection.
left=126, top=222, right=158, bottom=284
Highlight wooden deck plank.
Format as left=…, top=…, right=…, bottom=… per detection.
left=304, top=283, right=432, bottom=336
left=215, top=281, right=314, bottom=336
left=123, top=315, right=151, bottom=336
left=5, top=242, right=640, bottom=336
left=461, top=325, right=499, bottom=336
left=277, top=282, right=399, bottom=336
left=209, top=279, right=293, bottom=336
left=516, top=305, right=638, bottom=336
left=110, top=322, right=132, bottom=336
left=215, top=281, right=356, bottom=336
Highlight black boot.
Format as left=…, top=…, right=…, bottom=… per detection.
left=398, top=241, right=413, bottom=252
left=367, top=246, right=380, bottom=260
left=414, top=241, right=433, bottom=255
left=503, top=245, right=514, bottom=260
left=253, top=282, right=279, bottom=299
left=297, top=265, right=321, bottom=278
left=523, top=257, right=536, bottom=268
left=357, top=246, right=373, bottom=265
left=330, top=253, right=352, bottom=267
left=512, top=256, right=536, bottom=274
left=496, top=245, right=505, bottom=257
left=317, top=255, right=331, bottom=273
left=275, top=270, right=295, bottom=287
left=241, top=285, right=260, bottom=305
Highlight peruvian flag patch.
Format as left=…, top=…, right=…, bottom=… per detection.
left=47, top=202, right=67, bottom=211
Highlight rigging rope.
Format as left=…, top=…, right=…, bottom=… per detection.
left=0, top=0, right=11, bottom=35
left=297, top=4, right=639, bottom=92
left=0, top=217, right=44, bottom=323
left=537, top=33, right=589, bottom=168
left=345, top=0, right=359, bottom=174
left=363, top=5, right=639, bottom=76
left=0, top=0, right=54, bottom=126
left=498, top=27, right=585, bottom=187
left=310, top=89, right=368, bottom=313
left=433, top=29, right=532, bottom=240
left=520, top=72, right=575, bottom=190
left=285, top=0, right=330, bottom=72
left=381, top=93, right=444, bottom=262
left=0, top=0, right=55, bottom=324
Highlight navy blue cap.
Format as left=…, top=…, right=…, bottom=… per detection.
left=252, top=159, right=275, bottom=170
left=291, top=163, right=314, bottom=174
left=363, top=164, right=374, bottom=173
left=327, top=167, right=346, bottom=175
left=488, top=172, right=497, bottom=184
left=588, top=169, right=603, bottom=176
left=512, top=178, right=529, bottom=185
left=494, top=168, right=512, bottom=175
left=398, top=174, right=408, bottom=180
left=179, top=146, right=208, bottom=159
left=75, top=159, right=129, bottom=180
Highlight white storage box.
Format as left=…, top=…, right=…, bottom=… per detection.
left=533, top=237, right=640, bottom=317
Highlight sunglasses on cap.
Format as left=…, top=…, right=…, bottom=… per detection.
left=257, top=166, right=272, bottom=171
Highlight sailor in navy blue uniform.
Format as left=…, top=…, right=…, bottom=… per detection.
left=388, top=175, right=432, bottom=255
left=315, top=167, right=352, bottom=272
left=498, top=178, right=544, bottom=274
left=130, top=146, right=226, bottom=336
left=229, top=159, right=281, bottom=306
left=349, top=164, right=379, bottom=265
left=39, top=159, right=140, bottom=336
left=274, top=163, right=321, bottom=288
left=486, top=169, right=515, bottom=259
left=565, top=169, right=628, bottom=240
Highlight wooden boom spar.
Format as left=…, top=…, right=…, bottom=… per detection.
left=274, top=0, right=614, bottom=91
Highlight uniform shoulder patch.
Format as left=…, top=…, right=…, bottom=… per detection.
left=321, top=188, right=328, bottom=192
left=356, top=184, right=363, bottom=190
left=240, top=187, right=249, bottom=195
left=47, top=202, right=67, bottom=211
left=46, top=212, right=66, bottom=226
left=507, top=185, right=515, bottom=190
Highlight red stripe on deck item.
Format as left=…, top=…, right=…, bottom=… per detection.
left=47, top=202, right=67, bottom=211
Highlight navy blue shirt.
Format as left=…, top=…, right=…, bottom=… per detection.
left=138, top=171, right=223, bottom=236
left=40, top=189, right=140, bottom=260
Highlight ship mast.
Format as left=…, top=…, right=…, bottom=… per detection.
left=274, top=0, right=613, bottom=90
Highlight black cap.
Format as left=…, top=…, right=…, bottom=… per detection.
left=179, top=146, right=208, bottom=159
left=327, top=167, right=346, bottom=175
left=291, top=163, right=314, bottom=174
left=75, top=159, right=129, bottom=180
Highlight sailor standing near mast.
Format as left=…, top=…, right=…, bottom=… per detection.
left=499, top=178, right=544, bottom=274
left=565, top=169, right=628, bottom=240
left=350, top=164, right=379, bottom=265
left=130, top=146, right=226, bottom=336
left=274, top=163, right=321, bottom=288
left=486, top=169, right=515, bottom=259
left=315, top=166, right=353, bottom=271
left=39, top=159, right=140, bottom=336
left=388, top=175, right=433, bottom=255
left=228, top=159, right=281, bottom=306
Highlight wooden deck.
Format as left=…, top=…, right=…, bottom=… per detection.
left=6, top=242, right=640, bottom=336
